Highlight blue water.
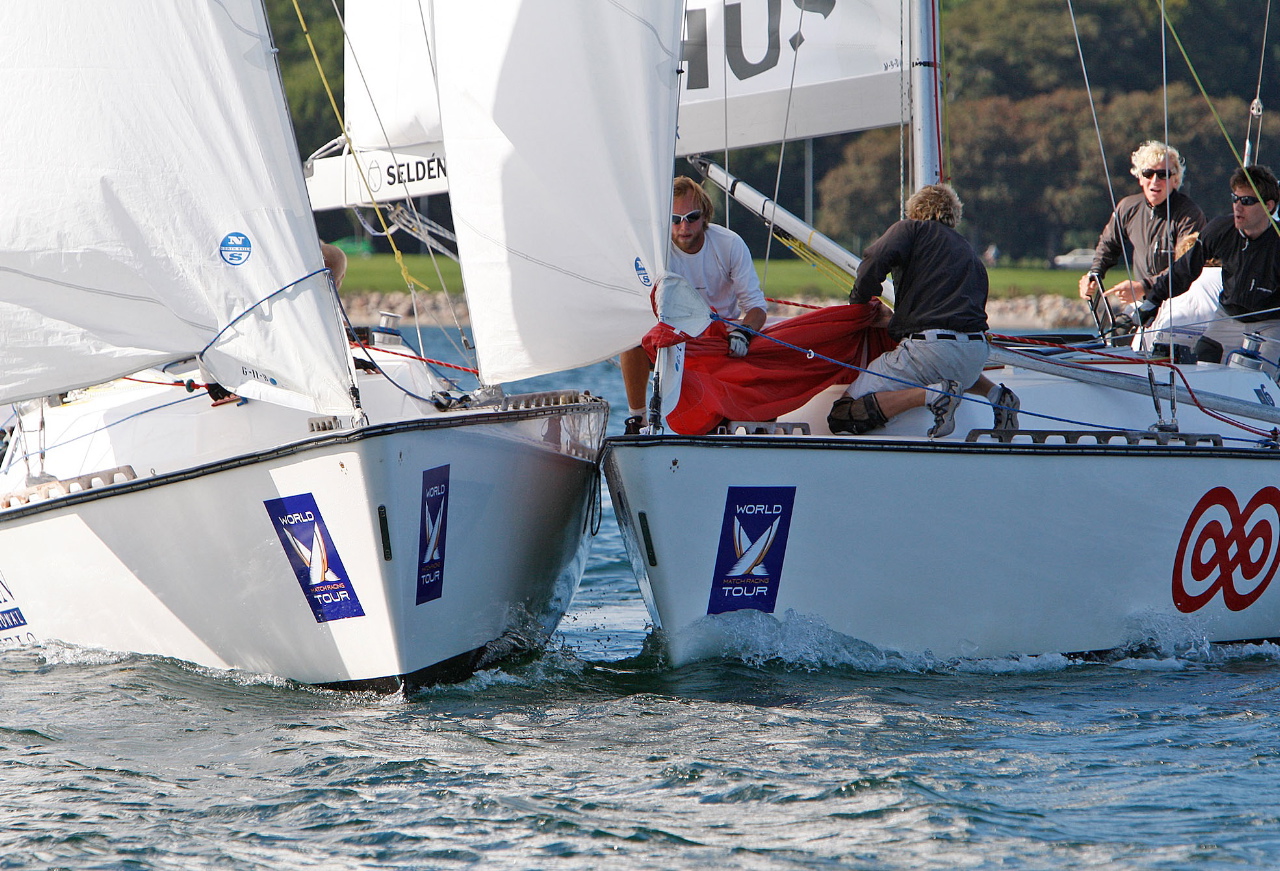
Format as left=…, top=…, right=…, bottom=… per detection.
left=4, top=331, right=1280, bottom=869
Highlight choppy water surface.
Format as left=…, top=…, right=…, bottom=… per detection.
left=4, top=639, right=1280, bottom=869
left=3, top=344, right=1280, bottom=869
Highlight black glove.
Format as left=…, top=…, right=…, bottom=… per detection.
left=1135, top=299, right=1161, bottom=326
left=727, top=328, right=750, bottom=358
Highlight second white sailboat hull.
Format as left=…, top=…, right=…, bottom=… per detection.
left=604, top=436, right=1280, bottom=666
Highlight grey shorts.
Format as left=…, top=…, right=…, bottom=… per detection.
left=847, top=331, right=989, bottom=398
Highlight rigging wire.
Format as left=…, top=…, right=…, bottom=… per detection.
left=715, top=312, right=1275, bottom=441
left=293, top=0, right=477, bottom=373
left=1161, top=10, right=1280, bottom=244
left=1065, top=0, right=1134, bottom=290
left=930, top=0, right=950, bottom=182
left=760, top=2, right=811, bottom=293
left=1245, top=0, right=1272, bottom=165
left=898, top=0, right=908, bottom=216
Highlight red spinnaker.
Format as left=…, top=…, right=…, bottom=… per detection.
left=642, top=302, right=894, bottom=435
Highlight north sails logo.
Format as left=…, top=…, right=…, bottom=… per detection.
left=265, top=493, right=365, bottom=623
left=634, top=257, right=652, bottom=287
left=219, top=232, right=252, bottom=266
left=707, top=486, right=796, bottom=614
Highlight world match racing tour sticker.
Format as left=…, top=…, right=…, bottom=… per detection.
left=708, top=486, right=796, bottom=615
left=0, top=571, right=30, bottom=644
left=415, top=465, right=450, bottom=605
left=264, top=493, right=365, bottom=622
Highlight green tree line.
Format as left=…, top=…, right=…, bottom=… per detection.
left=266, top=0, right=1279, bottom=263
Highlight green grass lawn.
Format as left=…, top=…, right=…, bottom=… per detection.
left=340, top=254, right=465, bottom=297
left=337, top=253, right=1081, bottom=301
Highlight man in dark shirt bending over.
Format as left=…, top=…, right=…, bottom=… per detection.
left=828, top=183, right=1014, bottom=438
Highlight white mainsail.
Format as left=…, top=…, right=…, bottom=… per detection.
left=677, top=0, right=913, bottom=155
left=430, top=1, right=684, bottom=384
left=315, top=1, right=913, bottom=209
left=0, top=1, right=357, bottom=415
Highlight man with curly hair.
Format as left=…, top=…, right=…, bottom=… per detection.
left=828, top=183, right=1014, bottom=438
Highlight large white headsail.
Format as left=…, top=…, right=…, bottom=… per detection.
left=431, top=1, right=683, bottom=384
left=677, top=0, right=912, bottom=156
left=0, top=1, right=356, bottom=415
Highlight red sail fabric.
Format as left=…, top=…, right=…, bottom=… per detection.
left=641, top=302, right=895, bottom=435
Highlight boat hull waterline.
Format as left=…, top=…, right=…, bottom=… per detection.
left=603, top=434, right=1280, bottom=666
left=0, top=404, right=604, bottom=690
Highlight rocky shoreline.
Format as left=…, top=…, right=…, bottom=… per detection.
left=341, top=291, right=1094, bottom=332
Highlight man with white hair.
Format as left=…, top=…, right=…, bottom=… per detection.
left=828, top=183, right=1011, bottom=438
left=1079, top=140, right=1205, bottom=305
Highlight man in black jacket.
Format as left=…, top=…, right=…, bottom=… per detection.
left=1145, top=165, right=1280, bottom=365
left=1080, top=140, right=1205, bottom=306
left=828, top=184, right=1014, bottom=438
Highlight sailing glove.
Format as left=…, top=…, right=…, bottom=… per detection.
left=727, top=328, right=750, bottom=358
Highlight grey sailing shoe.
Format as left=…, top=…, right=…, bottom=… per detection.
left=926, top=380, right=962, bottom=438
left=991, top=384, right=1020, bottom=431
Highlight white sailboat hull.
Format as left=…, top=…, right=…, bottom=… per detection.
left=0, top=384, right=604, bottom=689
left=604, top=362, right=1280, bottom=667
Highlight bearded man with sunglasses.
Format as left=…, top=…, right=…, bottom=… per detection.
left=1145, top=164, right=1280, bottom=365
left=1079, top=140, right=1205, bottom=305
left=619, top=176, right=766, bottom=433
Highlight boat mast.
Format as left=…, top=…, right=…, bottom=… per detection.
left=911, top=0, right=943, bottom=188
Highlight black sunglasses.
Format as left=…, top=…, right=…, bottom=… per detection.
left=671, top=209, right=703, bottom=225
left=1140, top=168, right=1173, bottom=180
left=1231, top=192, right=1262, bottom=206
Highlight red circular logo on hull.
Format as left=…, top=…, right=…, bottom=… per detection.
left=1173, top=486, right=1280, bottom=613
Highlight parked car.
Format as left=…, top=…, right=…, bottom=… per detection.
left=1053, top=248, right=1095, bottom=270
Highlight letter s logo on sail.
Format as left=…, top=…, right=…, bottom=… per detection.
left=219, top=232, right=252, bottom=266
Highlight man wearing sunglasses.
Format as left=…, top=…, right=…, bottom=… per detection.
left=1144, top=164, right=1280, bottom=365
left=1079, top=140, right=1205, bottom=305
left=619, top=176, right=767, bottom=433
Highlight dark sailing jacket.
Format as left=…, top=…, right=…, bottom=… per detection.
left=1146, top=214, right=1280, bottom=322
left=851, top=219, right=989, bottom=342
left=1091, top=189, right=1206, bottom=285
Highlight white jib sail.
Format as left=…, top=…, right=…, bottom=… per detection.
left=0, top=1, right=357, bottom=415
left=677, top=0, right=913, bottom=155
left=430, top=1, right=683, bottom=384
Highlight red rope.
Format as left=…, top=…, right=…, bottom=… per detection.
left=351, top=342, right=480, bottom=375
left=765, top=296, right=824, bottom=310
left=125, top=376, right=203, bottom=389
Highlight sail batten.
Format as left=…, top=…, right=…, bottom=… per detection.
left=0, top=1, right=356, bottom=415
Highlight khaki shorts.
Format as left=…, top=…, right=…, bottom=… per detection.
left=847, top=332, right=989, bottom=398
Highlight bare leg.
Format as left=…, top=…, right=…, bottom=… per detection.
left=969, top=374, right=995, bottom=397
left=620, top=346, right=651, bottom=412
left=872, top=386, right=928, bottom=419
